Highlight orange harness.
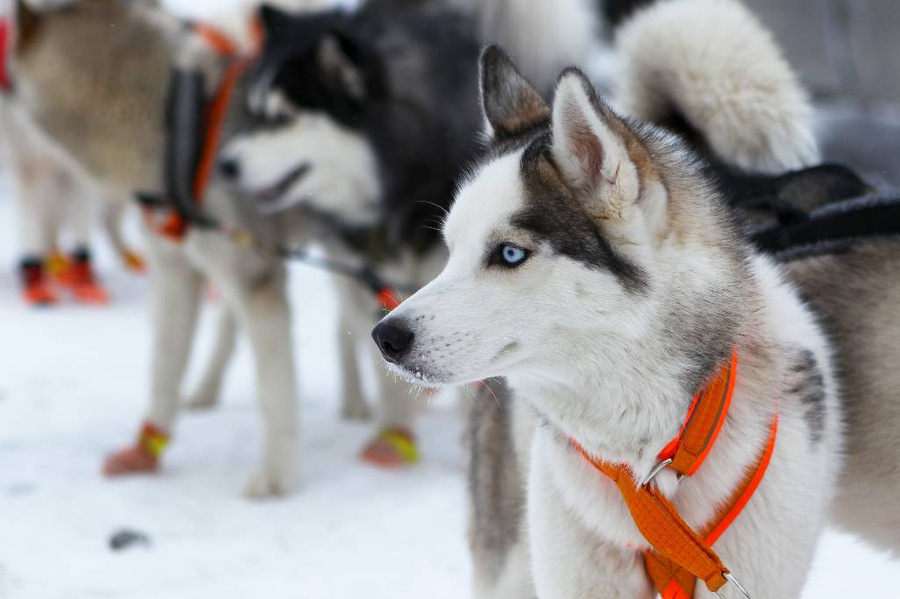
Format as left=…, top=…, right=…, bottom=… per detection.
left=147, top=24, right=258, bottom=242
left=571, top=351, right=778, bottom=598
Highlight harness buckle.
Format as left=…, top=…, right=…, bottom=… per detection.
left=716, top=572, right=752, bottom=599
left=639, top=458, right=673, bottom=487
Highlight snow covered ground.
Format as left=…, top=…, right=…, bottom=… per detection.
left=2, top=183, right=899, bottom=599
left=1, top=2, right=899, bottom=597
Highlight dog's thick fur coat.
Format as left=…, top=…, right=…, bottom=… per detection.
left=375, top=8, right=845, bottom=594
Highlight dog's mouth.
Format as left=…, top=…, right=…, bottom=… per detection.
left=255, top=163, right=311, bottom=213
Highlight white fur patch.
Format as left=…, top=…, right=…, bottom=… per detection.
left=220, top=110, right=382, bottom=225
left=615, top=0, right=820, bottom=173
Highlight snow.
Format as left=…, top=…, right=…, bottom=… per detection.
left=1, top=2, right=899, bottom=597
left=2, top=187, right=899, bottom=599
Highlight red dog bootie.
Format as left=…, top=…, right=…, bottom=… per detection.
left=20, top=258, right=58, bottom=306
left=59, top=249, right=109, bottom=305
left=360, top=428, right=420, bottom=468
left=103, top=422, right=168, bottom=476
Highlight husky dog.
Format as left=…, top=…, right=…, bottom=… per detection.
left=5, top=0, right=326, bottom=497
left=219, top=0, right=613, bottom=463
left=374, top=30, right=842, bottom=599
left=218, top=0, right=485, bottom=462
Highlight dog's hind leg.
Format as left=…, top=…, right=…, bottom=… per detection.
left=334, top=277, right=371, bottom=421
left=103, top=237, right=204, bottom=476
left=183, top=306, right=238, bottom=411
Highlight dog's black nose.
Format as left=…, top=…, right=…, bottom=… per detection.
left=219, top=158, right=241, bottom=181
left=372, top=320, right=414, bottom=364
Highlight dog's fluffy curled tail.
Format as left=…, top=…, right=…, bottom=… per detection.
left=615, top=0, right=819, bottom=173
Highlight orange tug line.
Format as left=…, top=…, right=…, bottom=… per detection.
left=571, top=350, right=779, bottom=598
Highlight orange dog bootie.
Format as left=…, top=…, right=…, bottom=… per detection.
left=59, top=249, right=110, bottom=305
left=103, top=422, right=169, bottom=477
left=20, top=258, right=58, bottom=306
left=360, top=428, right=420, bottom=468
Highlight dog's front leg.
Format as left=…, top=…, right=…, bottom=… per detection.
left=145, top=240, right=205, bottom=432
left=528, top=434, right=653, bottom=599
left=230, top=266, right=299, bottom=498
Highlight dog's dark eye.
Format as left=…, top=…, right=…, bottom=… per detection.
left=490, top=244, right=531, bottom=268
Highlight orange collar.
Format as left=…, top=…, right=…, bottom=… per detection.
left=571, top=350, right=777, bottom=598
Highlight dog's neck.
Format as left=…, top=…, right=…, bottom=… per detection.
left=505, top=255, right=778, bottom=481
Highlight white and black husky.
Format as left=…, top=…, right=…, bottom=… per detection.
left=219, top=0, right=612, bottom=462
left=373, top=26, right=842, bottom=599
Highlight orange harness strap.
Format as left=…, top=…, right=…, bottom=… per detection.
left=573, top=351, right=778, bottom=598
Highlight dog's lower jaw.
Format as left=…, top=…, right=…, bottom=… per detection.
left=384, top=361, right=446, bottom=390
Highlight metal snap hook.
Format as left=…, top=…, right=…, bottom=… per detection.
left=639, top=458, right=673, bottom=487
left=716, top=572, right=752, bottom=599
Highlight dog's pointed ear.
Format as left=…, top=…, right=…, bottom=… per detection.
left=315, top=34, right=367, bottom=104
left=550, top=69, right=644, bottom=220
left=259, top=4, right=292, bottom=37
left=479, top=45, right=549, bottom=141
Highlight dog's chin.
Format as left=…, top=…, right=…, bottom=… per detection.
left=384, top=360, right=486, bottom=390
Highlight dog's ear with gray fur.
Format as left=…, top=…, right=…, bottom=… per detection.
left=479, top=45, right=549, bottom=141
left=550, top=69, right=648, bottom=221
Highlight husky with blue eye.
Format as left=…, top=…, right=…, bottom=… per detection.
left=372, top=32, right=845, bottom=599
left=451, top=1, right=900, bottom=595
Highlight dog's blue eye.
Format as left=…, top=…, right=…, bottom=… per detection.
left=494, top=244, right=530, bottom=268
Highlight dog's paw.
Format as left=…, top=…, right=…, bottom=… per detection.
left=340, top=395, right=373, bottom=422
left=243, top=466, right=295, bottom=499
left=242, top=438, right=298, bottom=499
left=360, top=428, right=419, bottom=469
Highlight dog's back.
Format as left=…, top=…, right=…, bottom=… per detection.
left=9, top=0, right=180, bottom=194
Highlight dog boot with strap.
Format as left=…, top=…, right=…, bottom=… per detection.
left=59, top=248, right=110, bottom=305
left=572, top=351, right=778, bottom=598
left=361, top=428, right=420, bottom=468
left=103, top=422, right=169, bottom=477
left=20, top=258, right=58, bottom=306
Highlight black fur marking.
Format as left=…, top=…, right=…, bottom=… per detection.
left=791, top=349, right=826, bottom=444
left=250, top=1, right=484, bottom=255
left=513, top=134, right=648, bottom=292
left=603, top=0, right=655, bottom=28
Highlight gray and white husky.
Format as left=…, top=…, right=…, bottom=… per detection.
left=373, top=3, right=846, bottom=598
